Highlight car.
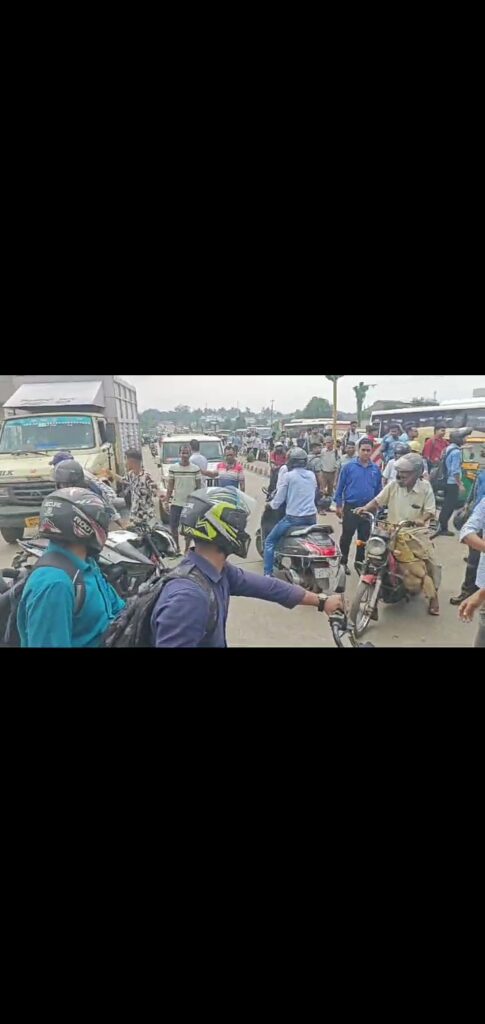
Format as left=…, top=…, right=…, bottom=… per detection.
left=158, top=434, right=225, bottom=494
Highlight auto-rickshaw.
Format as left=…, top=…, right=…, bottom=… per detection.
left=461, top=434, right=485, bottom=501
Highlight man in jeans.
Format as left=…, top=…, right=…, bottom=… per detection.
left=436, top=432, right=466, bottom=536
left=263, top=448, right=317, bottom=577
left=334, top=438, right=382, bottom=575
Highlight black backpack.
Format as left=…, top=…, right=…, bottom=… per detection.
left=103, top=562, right=219, bottom=648
left=429, top=444, right=457, bottom=488
left=0, top=552, right=86, bottom=648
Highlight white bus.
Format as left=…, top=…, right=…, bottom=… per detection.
left=370, top=399, right=485, bottom=440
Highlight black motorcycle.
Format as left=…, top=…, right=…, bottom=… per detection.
left=255, top=488, right=346, bottom=596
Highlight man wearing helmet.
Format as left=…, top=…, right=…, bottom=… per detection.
left=355, top=453, right=440, bottom=616
left=54, top=458, right=122, bottom=524
left=17, top=489, right=125, bottom=647
left=262, top=448, right=319, bottom=578
left=150, top=486, right=343, bottom=647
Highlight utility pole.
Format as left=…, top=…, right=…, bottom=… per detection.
left=270, top=399, right=274, bottom=431
left=325, top=375, right=345, bottom=442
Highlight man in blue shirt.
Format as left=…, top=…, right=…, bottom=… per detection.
left=18, top=488, right=125, bottom=648
left=450, top=469, right=485, bottom=605
left=334, top=438, right=382, bottom=575
left=458, top=498, right=485, bottom=647
left=150, top=486, right=343, bottom=647
left=436, top=432, right=467, bottom=536
left=263, top=448, right=317, bottom=577
left=379, top=424, right=403, bottom=466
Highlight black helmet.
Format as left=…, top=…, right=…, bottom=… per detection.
left=39, top=488, right=110, bottom=553
left=394, top=443, right=411, bottom=459
left=55, top=460, right=85, bottom=489
left=180, top=486, right=256, bottom=559
left=287, top=446, right=308, bottom=470
left=449, top=428, right=470, bottom=446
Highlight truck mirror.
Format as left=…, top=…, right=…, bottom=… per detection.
left=105, top=423, right=117, bottom=446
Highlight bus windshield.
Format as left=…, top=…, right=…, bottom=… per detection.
left=0, top=415, right=95, bottom=453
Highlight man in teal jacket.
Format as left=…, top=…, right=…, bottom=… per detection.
left=18, top=488, right=125, bottom=648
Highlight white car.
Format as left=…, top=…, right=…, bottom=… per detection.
left=158, top=435, right=225, bottom=494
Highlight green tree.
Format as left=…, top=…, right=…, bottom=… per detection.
left=234, top=414, right=247, bottom=430
left=301, top=396, right=332, bottom=419
left=353, top=382, right=377, bottom=426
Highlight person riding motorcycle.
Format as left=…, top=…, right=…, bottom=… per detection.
left=263, top=448, right=318, bottom=577
left=150, top=486, right=342, bottom=647
left=17, top=488, right=125, bottom=647
left=355, top=452, right=440, bottom=616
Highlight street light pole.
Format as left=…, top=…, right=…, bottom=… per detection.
left=325, top=375, right=345, bottom=444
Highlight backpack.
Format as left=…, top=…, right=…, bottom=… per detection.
left=429, top=444, right=457, bottom=488
left=0, top=552, right=86, bottom=648
left=103, top=561, right=219, bottom=648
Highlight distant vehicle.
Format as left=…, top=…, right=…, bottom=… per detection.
left=158, top=434, right=224, bottom=492
left=370, top=400, right=485, bottom=500
left=283, top=418, right=353, bottom=440
left=0, top=375, right=140, bottom=545
left=370, top=399, right=485, bottom=440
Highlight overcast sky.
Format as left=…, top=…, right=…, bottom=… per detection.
left=122, top=374, right=485, bottom=413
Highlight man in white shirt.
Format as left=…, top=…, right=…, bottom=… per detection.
left=189, top=440, right=208, bottom=472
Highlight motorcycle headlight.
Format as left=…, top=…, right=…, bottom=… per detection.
left=366, top=537, right=387, bottom=558
left=281, top=556, right=292, bottom=569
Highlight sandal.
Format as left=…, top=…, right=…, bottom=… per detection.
left=429, top=598, right=440, bottom=616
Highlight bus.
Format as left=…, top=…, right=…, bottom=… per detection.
left=283, top=419, right=355, bottom=440
left=370, top=400, right=485, bottom=440
left=370, top=400, right=485, bottom=501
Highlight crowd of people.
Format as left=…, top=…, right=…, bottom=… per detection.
left=7, top=424, right=485, bottom=649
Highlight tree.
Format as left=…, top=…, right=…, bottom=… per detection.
left=234, top=414, right=247, bottom=430
left=301, top=396, right=332, bottom=419
left=353, top=382, right=377, bottom=426
left=410, top=397, right=439, bottom=407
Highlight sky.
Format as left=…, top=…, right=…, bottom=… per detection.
left=122, top=375, right=485, bottom=414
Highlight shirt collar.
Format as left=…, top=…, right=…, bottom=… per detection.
left=47, top=541, right=91, bottom=571
left=188, top=550, right=223, bottom=583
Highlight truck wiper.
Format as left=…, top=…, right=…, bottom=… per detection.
left=1, top=450, right=50, bottom=457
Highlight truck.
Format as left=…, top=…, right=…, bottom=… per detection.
left=0, top=374, right=140, bottom=544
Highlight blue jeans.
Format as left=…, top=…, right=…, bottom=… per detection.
left=263, top=514, right=317, bottom=575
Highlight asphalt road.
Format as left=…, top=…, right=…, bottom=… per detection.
left=0, top=453, right=476, bottom=647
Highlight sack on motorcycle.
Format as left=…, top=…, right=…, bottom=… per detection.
left=103, top=562, right=218, bottom=648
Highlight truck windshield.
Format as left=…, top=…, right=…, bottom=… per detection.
left=0, top=415, right=95, bottom=453
left=161, top=441, right=223, bottom=462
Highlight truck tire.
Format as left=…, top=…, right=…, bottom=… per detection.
left=1, top=527, right=24, bottom=544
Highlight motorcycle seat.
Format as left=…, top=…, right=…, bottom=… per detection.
left=286, top=525, right=334, bottom=537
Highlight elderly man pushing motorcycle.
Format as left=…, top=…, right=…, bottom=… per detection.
left=354, top=453, right=441, bottom=617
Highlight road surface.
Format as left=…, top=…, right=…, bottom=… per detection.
left=0, top=454, right=475, bottom=647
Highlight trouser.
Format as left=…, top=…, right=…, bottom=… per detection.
left=263, top=514, right=317, bottom=575
left=461, top=541, right=481, bottom=596
left=439, top=484, right=459, bottom=530
left=340, top=505, right=371, bottom=566
left=475, top=607, right=485, bottom=648
left=321, top=471, right=336, bottom=497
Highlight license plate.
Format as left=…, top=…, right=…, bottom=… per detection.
left=314, top=567, right=329, bottom=579
left=25, top=516, right=40, bottom=528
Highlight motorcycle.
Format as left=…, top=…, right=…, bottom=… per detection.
left=12, top=534, right=162, bottom=600
left=106, top=522, right=179, bottom=569
left=329, top=610, right=375, bottom=648
left=255, top=488, right=346, bottom=596
left=349, top=512, right=440, bottom=638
